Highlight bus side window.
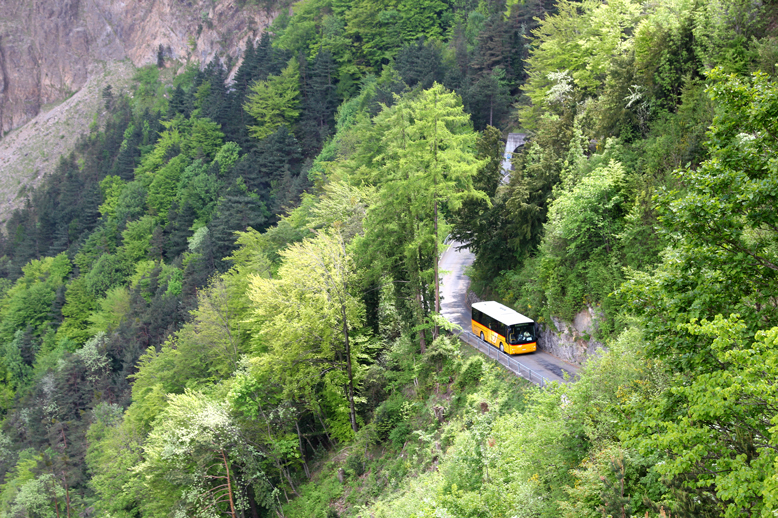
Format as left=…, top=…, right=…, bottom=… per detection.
left=473, top=309, right=481, bottom=323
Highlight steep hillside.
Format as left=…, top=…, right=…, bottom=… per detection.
left=0, top=0, right=277, bottom=135
left=0, top=0, right=278, bottom=221
left=0, top=60, right=135, bottom=226
left=0, top=0, right=777, bottom=517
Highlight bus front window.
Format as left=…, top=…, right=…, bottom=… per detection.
left=509, top=324, right=535, bottom=344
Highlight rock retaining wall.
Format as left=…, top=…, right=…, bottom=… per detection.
left=537, top=307, right=605, bottom=365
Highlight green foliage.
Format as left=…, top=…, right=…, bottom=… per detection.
left=449, top=125, right=508, bottom=278
left=57, top=277, right=97, bottom=344
left=1, top=330, right=33, bottom=389
left=0, top=254, right=70, bottom=343
left=520, top=0, right=643, bottom=129
left=134, top=118, right=184, bottom=184
left=244, top=230, right=366, bottom=440
left=175, top=159, right=220, bottom=224
left=626, top=317, right=778, bottom=516
left=98, top=175, right=127, bottom=218
left=120, top=215, right=155, bottom=263
left=84, top=253, right=128, bottom=298
left=455, top=356, right=483, bottom=390
left=547, top=160, right=626, bottom=258
left=87, top=286, right=131, bottom=335
left=3, top=3, right=778, bottom=517
left=356, top=83, right=486, bottom=347
left=213, top=141, right=241, bottom=175
left=536, top=159, right=627, bottom=320
left=181, top=117, right=225, bottom=159
left=245, top=58, right=301, bottom=140
left=140, top=390, right=276, bottom=517
left=132, top=65, right=167, bottom=112
left=86, top=404, right=146, bottom=518
left=0, top=450, right=53, bottom=518
left=147, top=154, right=190, bottom=221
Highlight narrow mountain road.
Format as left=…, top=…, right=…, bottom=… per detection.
left=439, top=242, right=579, bottom=385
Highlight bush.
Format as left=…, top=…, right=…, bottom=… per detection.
left=456, top=356, right=483, bottom=390
left=388, top=421, right=411, bottom=450
left=345, top=452, right=366, bottom=478
left=373, top=396, right=405, bottom=441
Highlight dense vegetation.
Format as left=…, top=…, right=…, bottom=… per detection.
left=0, top=0, right=776, bottom=516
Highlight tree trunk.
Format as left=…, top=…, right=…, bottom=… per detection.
left=341, top=305, right=359, bottom=434
left=433, top=198, right=440, bottom=340
left=247, top=488, right=260, bottom=518
left=416, top=288, right=427, bottom=354
left=61, top=472, right=71, bottom=518
left=220, top=449, right=238, bottom=518
left=295, top=421, right=311, bottom=479
left=432, top=89, right=440, bottom=341
left=50, top=484, right=61, bottom=518
left=314, top=407, right=333, bottom=447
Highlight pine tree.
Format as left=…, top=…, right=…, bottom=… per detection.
left=209, top=180, right=270, bottom=267
left=298, top=50, right=339, bottom=156
left=395, top=37, right=444, bottom=90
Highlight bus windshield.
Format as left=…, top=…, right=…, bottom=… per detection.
left=508, top=324, right=535, bottom=345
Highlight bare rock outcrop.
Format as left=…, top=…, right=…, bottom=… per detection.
left=0, top=0, right=276, bottom=136
left=537, top=306, right=605, bottom=365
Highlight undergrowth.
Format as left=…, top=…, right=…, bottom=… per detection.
left=283, top=335, right=534, bottom=517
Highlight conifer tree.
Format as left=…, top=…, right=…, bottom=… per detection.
left=361, top=83, right=486, bottom=348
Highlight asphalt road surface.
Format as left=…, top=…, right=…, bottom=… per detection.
left=439, top=241, right=579, bottom=384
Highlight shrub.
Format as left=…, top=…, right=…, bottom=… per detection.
left=345, top=452, right=366, bottom=478
left=456, top=356, right=483, bottom=390
left=388, top=422, right=412, bottom=450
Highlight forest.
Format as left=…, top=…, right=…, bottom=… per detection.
left=0, top=0, right=776, bottom=516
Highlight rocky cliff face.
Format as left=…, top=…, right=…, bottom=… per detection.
left=0, top=0, right=277, bottom=137
left=537, top=306, right=605, bottom=365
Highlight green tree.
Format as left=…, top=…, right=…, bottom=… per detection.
left=628, top=317, right=778, bottom=517
left=141, top=390, right=274, bottom=518
left=520, top=0, right=642, bottom=128
left=98, top=175, right=126, bottom=219
left=449, top=125, right=506, bottom=273
left=360, top=83, right=486, bottom=347
left=618, top=70, right=778, bottom=516
left=56, top=278, right=97, bottom=344
left=147, top=154, right=190, bottom=222
left=244, top=58, right=301, bottom=140
left=181, top=117, right=225, bottom=160
left=247, top=230, right=365, bottom=437
left=87, top=287, right=131, bottom=335
left=0, top=254, right=70, bottom=344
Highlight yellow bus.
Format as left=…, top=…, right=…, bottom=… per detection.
left=471, top=301, right=537, bottom=355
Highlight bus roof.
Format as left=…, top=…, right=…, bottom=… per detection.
left=472, top=301, right=534, bottom=326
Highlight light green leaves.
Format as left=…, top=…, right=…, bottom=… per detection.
left=629, top=316, right=778, bottom=517
left=547, top=159, right=625, bottom=257
left=247, top=230, right=365, bottom=440
left=245, top=58, right=301, bottom=140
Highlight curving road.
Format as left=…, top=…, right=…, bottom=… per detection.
left=439, top=242, right=579, bottom=385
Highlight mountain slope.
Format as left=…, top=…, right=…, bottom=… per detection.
left=0, top=0, right=278, bottom=223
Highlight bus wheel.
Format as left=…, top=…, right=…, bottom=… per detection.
left=480, top=332, right=485, bottom=341
left=499, top=343, right=504, bottom=353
